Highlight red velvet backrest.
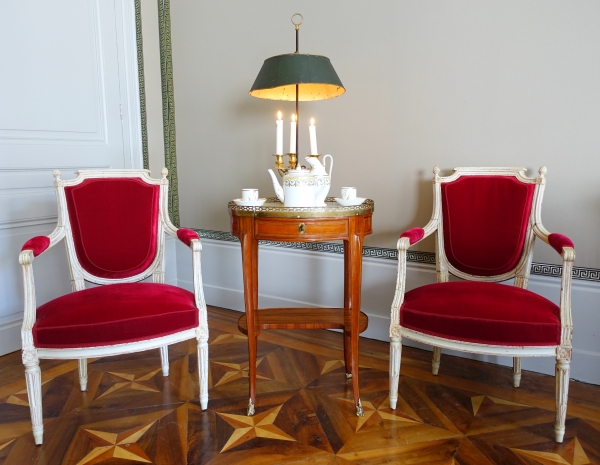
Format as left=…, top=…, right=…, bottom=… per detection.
left=64, top=178, right=160, bottom=279
left=441, top=176, right=535, bottom=277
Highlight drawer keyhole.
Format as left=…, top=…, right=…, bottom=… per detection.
left=298, top=223, right=306, bottom=234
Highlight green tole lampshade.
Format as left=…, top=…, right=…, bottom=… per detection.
left=249, top=53, right=345, bottom=101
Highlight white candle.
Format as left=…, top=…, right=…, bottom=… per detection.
left=276, top=111, right=283, bottom=155
left=309, top=118, right=318, bottom=155
left=290, top=114, right=297, bottom=154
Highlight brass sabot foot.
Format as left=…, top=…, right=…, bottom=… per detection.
left=356, top=399, right=364, bottom=417
left=247, top=399, right=255, bottom=416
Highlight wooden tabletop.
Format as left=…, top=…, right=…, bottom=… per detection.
left=228, top=197, right=374, bottom=218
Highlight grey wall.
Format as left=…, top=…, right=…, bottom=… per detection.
left=167, top=1, right=600, bottom=268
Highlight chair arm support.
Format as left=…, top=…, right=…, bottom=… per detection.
left=163, top=225, right=207, bottom=331
left=390, top=221, right=438, bottom=335
left=19, top=227, right=65, bottom=334
left=533, top=225, right=575, bottom=349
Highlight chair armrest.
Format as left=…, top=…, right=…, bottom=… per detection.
left=397, top=219, right=438, bottom=251
left=19, top=226, right=65, bottom=265
left=176, top=228, right=200, bottom=248
left=400, top=228, right=425, bottom=246
left=548, top=233, right=575, bottom=255
left=21, top=236, right=51, bottom=257
left=533, top=225, right=575, bottom=261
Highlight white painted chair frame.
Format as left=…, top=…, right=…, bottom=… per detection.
left=19, top=168, right=209, bottom=445
left=388, top=166, right=575, bottom=443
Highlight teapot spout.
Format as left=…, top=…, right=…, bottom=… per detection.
left=268, top=169, right=284, bottom=203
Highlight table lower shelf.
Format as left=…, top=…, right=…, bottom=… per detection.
left=237, top=308, right=369, bottom=335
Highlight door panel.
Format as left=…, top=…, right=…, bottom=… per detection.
left=0, top=0, right=141, bottom=354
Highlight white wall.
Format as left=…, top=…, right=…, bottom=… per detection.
left=169, top=1, right=600, bottom=269
left=177, top=239, right=600, bottom=385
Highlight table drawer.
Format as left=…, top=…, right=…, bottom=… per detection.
left=255, top=218, right=349, bottom=240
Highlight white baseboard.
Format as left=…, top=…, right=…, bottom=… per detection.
left=178, top=237, right=600, bottom=385
left=0, top=315, right=23, bottom=355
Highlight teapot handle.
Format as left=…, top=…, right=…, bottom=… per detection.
left=323, top=154, right=333, bottom=177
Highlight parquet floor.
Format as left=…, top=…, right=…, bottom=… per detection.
left=1, top=306, right=599, bottom=464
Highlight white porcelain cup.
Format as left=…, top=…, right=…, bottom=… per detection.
left=242, top=188, right=259, bottom=202
left=341, top=187, right=357, bottom=200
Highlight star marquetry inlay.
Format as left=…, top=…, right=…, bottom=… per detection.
left=96, top=369, right=161, bottom=399
left=211, top=334, right=247, bottom=345
left=212, top=357, right=271, bottom=387
left=0, top=439, right=16, bottom=452
left=217, top=405, right=295, bottom=452
left=320, top=360, right=345, bottom=375
left=512, top=438, right=590, bottom=465
left=471, top=395, right=529, bottom=416
left=338, top=397, right=420, bottom=432
left=76, top=421, right=156, bottom=465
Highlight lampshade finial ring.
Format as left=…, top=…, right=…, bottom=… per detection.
left=291, top=13, right=303, bottom=29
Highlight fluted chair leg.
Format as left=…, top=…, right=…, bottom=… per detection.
left=389, top=336, right=402, bottom=410
left=513, top=357, right=522, bottom=388
left=160, top=346, right=169, bottom=376
left=24, top=355, right=43, bottom=445
left=78, top=358, right=88, bottom=391
left=198, top=336, right=209, bottom=410
left=555, top=357, right=571, bottom=443
left=432, top=347, right=441, bottom=375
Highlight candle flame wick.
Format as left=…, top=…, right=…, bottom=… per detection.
left=277, top=111, right=282, bottom=120
left=310, top=118, right=315, bottom=125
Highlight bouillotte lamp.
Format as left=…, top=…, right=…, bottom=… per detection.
left=249, top=14, right=345, bottom=175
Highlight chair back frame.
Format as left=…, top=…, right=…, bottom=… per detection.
left=53, top=169, right=175, bottom=291
left=433, top=166, right=544, bottom=286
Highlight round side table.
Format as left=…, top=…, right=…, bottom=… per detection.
left=229, top=197, right=374, bottom=416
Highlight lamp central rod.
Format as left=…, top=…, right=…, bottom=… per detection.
left=295, top=23, right=299, bottom=166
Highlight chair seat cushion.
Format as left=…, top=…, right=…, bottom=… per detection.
left=400, top=282, right=561, bottom=346
left=33, top=283, right=198, bottom=349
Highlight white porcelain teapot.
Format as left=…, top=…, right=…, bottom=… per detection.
left=268, top=154, right=333, bottom=207
left=305, top=154, right=333, bottom=205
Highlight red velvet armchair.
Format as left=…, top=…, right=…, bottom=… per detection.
left=389, top=167, right=575, bottom=443
left=19, top=169, right=209, bottom=445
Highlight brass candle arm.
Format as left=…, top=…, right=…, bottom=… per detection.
left=273, top=153, right=299, bottom=177
left=273, top=153, right=325, bottom=177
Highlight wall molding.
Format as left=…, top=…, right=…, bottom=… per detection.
left=193, top=228, right=598, bottom=282
left=134, top=0, right=149, bottom=170
left=135, top=0, right=179, bottom=221
left=157, top=0, right=180, bottom=227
